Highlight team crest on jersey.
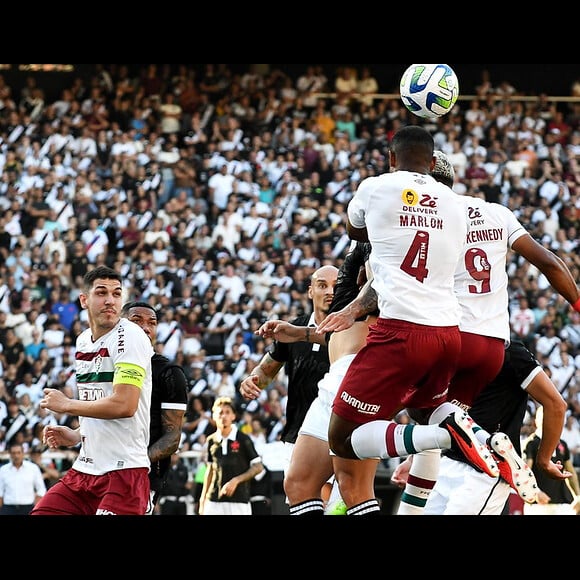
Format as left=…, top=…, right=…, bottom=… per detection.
left=402, top=189, right=418, bottom=207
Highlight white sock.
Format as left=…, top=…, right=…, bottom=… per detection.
left=351, top=421, right=392, bottom=459
left=352, top=420, right=452, bottom=460
left=397, top=449, right=441, bottom=515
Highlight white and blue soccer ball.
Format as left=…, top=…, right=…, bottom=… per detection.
left=399, top=64, right=459, bottom=119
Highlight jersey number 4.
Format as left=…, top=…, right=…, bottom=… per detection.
left=400, top=231, right=429, bottom=283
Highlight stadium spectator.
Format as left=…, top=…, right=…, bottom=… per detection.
left=1, top=398, right=31, bottom=450
left=29, top=445, right=60, bottom=489
left=157, top=452, right=192, bottom=515
left=0, top=442, right=46, bottom=515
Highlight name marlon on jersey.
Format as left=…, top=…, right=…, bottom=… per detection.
left=400, top=214, right=443, bottom=230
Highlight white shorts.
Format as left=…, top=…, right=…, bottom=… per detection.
left=299, top=354, right=356, bottom=442
left=424, top=456, right=511, bottom=515
left=203, top=501, right=252, bottom=515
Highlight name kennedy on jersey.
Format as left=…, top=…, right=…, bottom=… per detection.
left=467, top=228, right=504, bottom=244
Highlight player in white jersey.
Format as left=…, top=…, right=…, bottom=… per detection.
left=349, top=164, right=468, bottom=328
left=31, top=266, right=154, bottom=516
left=327, top=126, right=502, bottom=516
left=398, top=151, right=580, bottom=514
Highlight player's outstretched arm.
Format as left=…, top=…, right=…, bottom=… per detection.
left=317, top=277, right=378, bottom=335
left=527, top=368, right=570, bottom=480
left=240, top=353, right=284, bottom=401
left=256, top=320, right=325, bottom=345
left=513, top=234, right=580, bottom=309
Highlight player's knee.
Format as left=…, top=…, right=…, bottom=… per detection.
left=283, top=474, right=296, bottom=499
left=328, top=416, right=356, bottom=459
left=284, top=473, right=317, bottom=503
left=329, top=436, right=354, bottom=459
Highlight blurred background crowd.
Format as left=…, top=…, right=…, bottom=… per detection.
left=1, top=63, right=580, bottom=511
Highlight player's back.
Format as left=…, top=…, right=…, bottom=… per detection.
left=348, top=171, right=467, bottom=326
left=454, top=196, right=527, bottom=343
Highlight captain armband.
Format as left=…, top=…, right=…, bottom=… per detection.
left=113, top=362, right=146, bottom=388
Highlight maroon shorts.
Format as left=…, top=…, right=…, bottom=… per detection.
left=30, top=467, right=150, bottom=516
left=447, top=332, right=505, bottom=408
left=333, top=318, right=461, bottom=423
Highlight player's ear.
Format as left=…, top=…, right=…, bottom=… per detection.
left=429, top=155, right=436, bottom=172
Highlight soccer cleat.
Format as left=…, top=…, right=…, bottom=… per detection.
left=440, top=410, right=499, bottom=478
left=489, top=432, right=538, bottom=504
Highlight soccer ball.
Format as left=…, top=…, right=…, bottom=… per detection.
left=399, top=64, right=459, bottom=119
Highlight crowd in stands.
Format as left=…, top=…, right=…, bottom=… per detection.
left=1, top=63, right=580, bottom=482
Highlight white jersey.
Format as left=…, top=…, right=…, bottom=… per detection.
left=455, top=196, right=527, bottom=343
left=73, top=318, right=153, bottom=476
left=348, top=171, right=468, bottom=326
